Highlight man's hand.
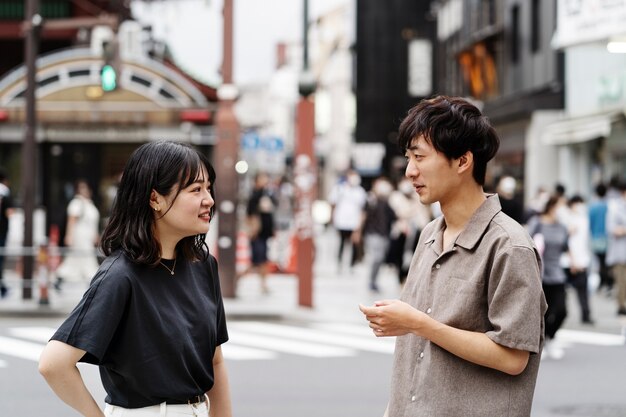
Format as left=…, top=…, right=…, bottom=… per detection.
left=359, top=299, right=427, bottom=337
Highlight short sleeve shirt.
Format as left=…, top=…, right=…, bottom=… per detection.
left=389, top=195, right=547, bottom=417
left=51, top=251, right=229, bottom=408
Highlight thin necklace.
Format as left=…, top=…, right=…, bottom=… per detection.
left=159, top=258, right=177, bottom=275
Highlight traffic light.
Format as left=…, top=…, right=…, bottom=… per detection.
left=101, top=64, right=117, bottom=92
left=100, top=38, right=120, bottom=92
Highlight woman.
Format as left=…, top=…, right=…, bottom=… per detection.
left=39, top=141, right=232, bottom=417
left=528, top=195, right=569, bottom=360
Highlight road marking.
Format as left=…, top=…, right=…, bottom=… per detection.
left=221, top=344, right=278, bottom=360
left=556, top=329, right=625, bottom=346
left=230, top=321, right=395, bottom=354
left=8, top=327, right=54, bottom=343
left=0, top=336, right=44, bottom=362
left=2, top=325, right=623, bottom=364
left=312, top=322, right=396, bottom=342
left=228, top=330, right=355, bottom=357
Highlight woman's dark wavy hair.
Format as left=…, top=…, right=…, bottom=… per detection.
left=100, top=141, right=216, bottom=265
left=397, top=95, right=500, bottom=185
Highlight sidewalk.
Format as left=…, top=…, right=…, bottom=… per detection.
left=1, top=226, right=625, bottom=336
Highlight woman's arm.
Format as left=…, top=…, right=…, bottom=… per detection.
left=39, top=340, right=104, bottom=417
left=360, top=300, right=530, bottom=376
left=207, top=346, right=233, bottom=417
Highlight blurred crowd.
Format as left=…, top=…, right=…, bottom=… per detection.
left=1, top=163, right=626, bottom=337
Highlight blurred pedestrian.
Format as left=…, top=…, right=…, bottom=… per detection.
left=562, top=195, right=594, bottom=324
left=387, top=177, right=432, bottom=286
left=528, top=195, right=569, bottom=359
left=524, top=186, right=550, bottom=224
left=496, top=175, right=524, bottom=223
left=360, top=96, right=546, bottom=417
left=328, top=169, right=368, bottom=273
left=39, top=141, right=232, bottom=417
left=589, top=183, right=612, bottom=294
left=244, top=172, right=277, bottom=294
left=54, top=179, right=100, bottom=291
left=360, top=177, right=396, bottom=292
left=606, top=181, right=626, bottom=316
left=0, top=167, right=14, bottom=299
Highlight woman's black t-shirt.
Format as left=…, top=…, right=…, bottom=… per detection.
left=51, top=250, right=229, bottom=408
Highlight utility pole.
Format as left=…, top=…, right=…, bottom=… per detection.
left=295, top=0, right=317, bottom=308
left=21, top=0, right=41, bottom=300
left=214, top=0, right=239, bottom=298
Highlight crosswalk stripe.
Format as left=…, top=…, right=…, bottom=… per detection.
left=556, top=329, right=625, bottom=346
left=8, top=327, right=54, bottom=343
left=0, top=336, right=44, bottom=362
left=221, top=344, right=278, bottom=360
left=230, top=322, right=394, bottom=354
left=312, top=322, right=396, bottom=343
left=228, top=330, right=355, bottom=357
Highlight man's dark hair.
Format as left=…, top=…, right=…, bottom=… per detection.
left=595, top=183, right=607, bottom=198
left=397, top=95, right=500, bottom=185
left=100, top=141, right=216, bottom=265
left=0, top=167, right=7, bottom=183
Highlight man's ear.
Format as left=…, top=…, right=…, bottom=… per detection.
left=456, top=151, right=474, bottom=175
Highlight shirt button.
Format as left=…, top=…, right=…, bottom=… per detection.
left=411, top=396, right=416, bottom=402
left=426, top=307, right=432, bottom=314
left=419, top=352, right=424, bottom=358
left=435, top=264, right=441, bottom=269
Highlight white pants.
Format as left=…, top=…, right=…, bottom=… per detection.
left=104, top=399, right=209, bottom=417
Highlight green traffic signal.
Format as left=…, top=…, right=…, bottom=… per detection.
left=101, top=65, right=117, bottom=92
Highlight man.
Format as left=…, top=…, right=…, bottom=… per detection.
left=0, top=168, right=13, bottom=298
left=359, top=96, right=546, bottom=417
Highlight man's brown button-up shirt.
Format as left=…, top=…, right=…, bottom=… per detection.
left=389, top=195, right=547, bottom=417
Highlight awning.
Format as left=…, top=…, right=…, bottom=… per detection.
left=541, top=111, right=622, bottom=145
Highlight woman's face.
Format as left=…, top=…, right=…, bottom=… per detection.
left=154, top=168, right=214, bottom=241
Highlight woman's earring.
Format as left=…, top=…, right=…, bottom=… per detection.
left=154, top=206, right=159, bottom=211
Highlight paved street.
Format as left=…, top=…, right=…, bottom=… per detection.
left=1, top=226, right=626, bottom=416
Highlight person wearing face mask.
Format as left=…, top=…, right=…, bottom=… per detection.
left=561, top=195, right=594, bottom=325
left=387, top=178, right=433, bottom=286
left=328, top=169, right=368, bottom=273
left=359, top=177, right=397, bottom=292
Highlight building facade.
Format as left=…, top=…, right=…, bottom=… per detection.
left=435, top=0, right=565, bottom=202
left=355, top=0, right=437, bottom=184
left=0, top=2, right=216, bottom=241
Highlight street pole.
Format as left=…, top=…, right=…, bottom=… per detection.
left=214, top=0, right=239, bottom=298
left=295, top=0, right=317, bottom=308
left=21, top=0, right=41, bottom=300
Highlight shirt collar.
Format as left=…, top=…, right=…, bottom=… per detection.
left=423, top=194, right=502, bottom=251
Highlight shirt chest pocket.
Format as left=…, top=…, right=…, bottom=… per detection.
left=432, top=275, right=487, bottom=329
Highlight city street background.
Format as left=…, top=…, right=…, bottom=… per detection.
left=1, top=227, right=625, bottom=417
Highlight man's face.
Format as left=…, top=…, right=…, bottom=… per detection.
left=404, top=135, right=458, bottom=205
